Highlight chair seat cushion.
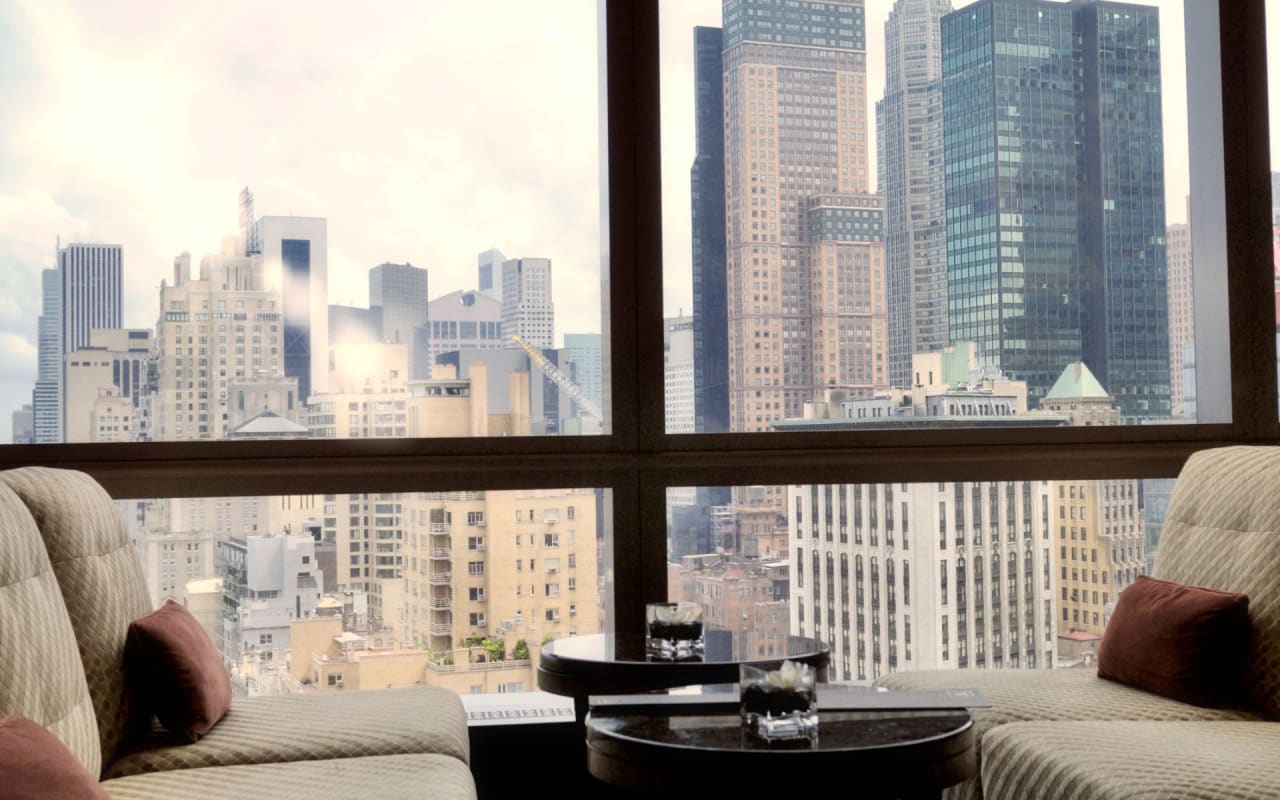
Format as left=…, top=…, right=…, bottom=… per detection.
left=101, top=752, right=476, bottom=800
left=873, top=668, right=1260, bottom=800
left=981, top=721, right=1280, bottom=800
left=103, top=686, right=469, bottom=779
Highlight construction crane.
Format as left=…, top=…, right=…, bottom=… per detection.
left=510, top=335, right=604, bottom=424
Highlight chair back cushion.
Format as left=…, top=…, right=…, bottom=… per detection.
left=1154, top=446, right=1280, bottom=719
left=0, top=468, right=153, bottom=766
left=0, top=481, right=101, bottom=776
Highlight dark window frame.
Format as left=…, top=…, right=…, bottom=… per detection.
left=0, top=1, right=1273, bottom=634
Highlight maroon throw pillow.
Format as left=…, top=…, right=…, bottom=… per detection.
left=1098, top=575, right=1249, bottom=707
left=125, top=600, right=232, bottom=742
left=0, top=716, right=109, bottom=799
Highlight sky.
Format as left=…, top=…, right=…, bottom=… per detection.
left=0, top=1, right=1274, bottom=443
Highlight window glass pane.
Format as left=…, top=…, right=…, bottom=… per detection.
left=124, top=488, right=607, bottom=696
left=661, top=0, right=1228, bottom=433
left=669, top=475, right=1158, bottom=677
left=2, top=3, right=605, bottom=443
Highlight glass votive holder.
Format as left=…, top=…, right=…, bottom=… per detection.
left=739, top=660, right=818, bottom=742
left=645, top=601, right=705, bottom=660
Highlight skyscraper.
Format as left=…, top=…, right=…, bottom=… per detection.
left=563, top=332, right=604, bottom=417
left=477, top=248, right=506, bottom=302
left=1166, top=199, right=1193, bottom=420
left=39, top=242, right=123, bottom=440
left=370, top=262, right=430, bottom=380
left=254, top=216, right=328, bottom=405
left=721, top=0, right=884, bottom=433
left=501, top=257, right=554, bottom=349
left=59, top=242, right=123, bottom=357
left=941, top=0, right=1169, bottom=420
left=878, top=0, right=952, bottom=389
left=155, top=250, right=293, bottom=441
left=32, top=267, right=61, bottom=442
left=691, top=25, right=729, bottom=435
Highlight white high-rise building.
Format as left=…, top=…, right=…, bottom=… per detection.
left=1167, top=198, right=1194, bottom=420
left=782, top=365, right=1061, bottom=682
left=33, top=268, right=61, bottom=442
left=39, top=242, right=123, bottom=441
left=427, top=290, right=503, bottom=367
left=501, top=257, right=553, bottom=349
left=664, top=316, right=695, bottom=435
left=221, top=533, right=324, bottom=664
left=664, top=316, right=696, bottom=512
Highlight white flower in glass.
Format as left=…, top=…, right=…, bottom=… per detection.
left=766, top=660, right=812, bottom=689
left=655, top=603, right=702, bottom=623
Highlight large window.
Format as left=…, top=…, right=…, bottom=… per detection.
left=0, top=1, right=1275, bottom=659
left=2, top=3, right=604, bottom=445
left=660, top=0, right=1233, bottom=433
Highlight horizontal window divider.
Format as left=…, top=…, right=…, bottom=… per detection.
left=61, top=454, right=642, bottom=500
left=10, top=435, right=1277, bottom=500
left=0, top=433, right=629, bottom=465
left=641, top=439, right=1261, bottom=487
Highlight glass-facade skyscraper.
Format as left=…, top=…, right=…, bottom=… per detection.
left=254, top=216, right=329, bottom=407
left=941, top=0, right=1169, bottom=420
left=691, top=25, right=729, bottom=435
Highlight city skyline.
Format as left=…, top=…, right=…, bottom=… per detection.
left=662, top=0, right=1197, bottom=323
left=0, top=2, right=602, bottom=441
left=3, top=0, right=1277, bottom=442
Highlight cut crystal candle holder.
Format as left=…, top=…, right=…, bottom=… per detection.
left=645, top=601, right=705, bottom=660
left=740, top=660, right=818, bottom=742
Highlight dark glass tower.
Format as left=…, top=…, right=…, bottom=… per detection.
left=691, top=25, right=728, bottom=435
left=1076, top=1, right=1169, bottom=420
left=281, top=239, right=313, bottom=404
left=941, top=0, right=1168, bottom=421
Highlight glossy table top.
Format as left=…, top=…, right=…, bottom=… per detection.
left=537, top=632, right=830, bottom=698
left=586, top=697, right=975, bottom=794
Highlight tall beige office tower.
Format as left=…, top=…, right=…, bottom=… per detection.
left=155, top=246, right=292, bottom=441
left=722, top=0, right=885, bottom=433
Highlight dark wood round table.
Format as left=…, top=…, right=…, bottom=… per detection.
left=585, top=702, right=975, bottom=798
left=538, top=632, right=831, bottom=722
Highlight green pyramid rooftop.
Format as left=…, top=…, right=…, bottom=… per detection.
left=1044, top=361, right=1111, bottom=400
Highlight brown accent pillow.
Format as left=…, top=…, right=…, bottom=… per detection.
left=125, top=600, right=232, bottom=742
left=0, top=716, right=109, bottom=799
left=1098, top=575, right=1249, bottom=707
